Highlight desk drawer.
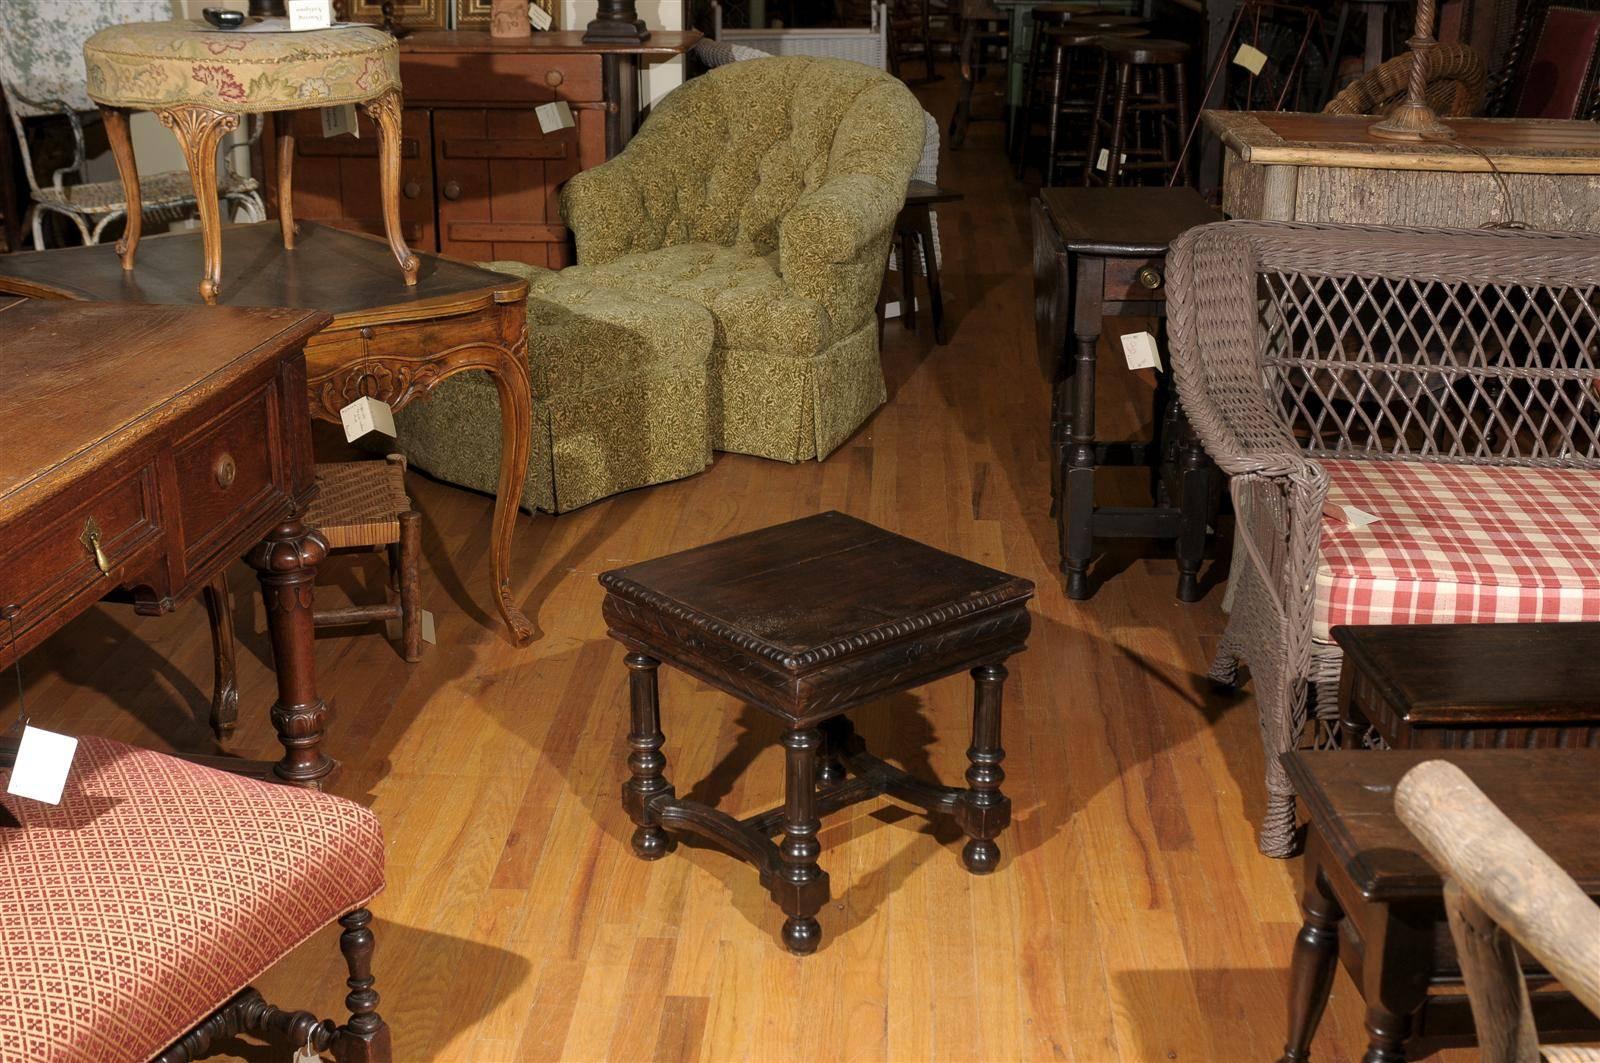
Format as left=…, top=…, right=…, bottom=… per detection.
left=173, top=384, right=280, bottom=565
left=0, top=467, right=158, bottom=639
left=1104, top=257, right=1167, bottom=302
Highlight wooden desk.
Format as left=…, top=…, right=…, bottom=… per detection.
left=1206, top=111, right=1600, bottom=230
left=1281, top=749, right=1600, bottom=1062
left=0, top=298, right=339, bottom=786
left=0, top=221, right=537, bottom=645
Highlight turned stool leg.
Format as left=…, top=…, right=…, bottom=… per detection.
left=397, top=509, right=423, bottom=663
left=958, top=662, right=1012, bottom=873
left=360, top=89, right=420, bottom=286
left=775, top=726, right=829, bottom=954
left=202, top=574, right=239, bottom=740
left=98, top=106, right=141, bottom=271
left=161, top=105, right=240, bottom=304
left=276, top=123, right=297, bottom=250
left=622, top=652, right=675, bottom=859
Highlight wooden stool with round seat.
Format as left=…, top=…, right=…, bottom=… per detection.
left=1012, top=2, right=1108, bottom=161
left=1083, top=36, right=1193, bottom=187
left=1031, top=22, right=1149, bottom=184
left=83, top=19, right=419, bottom=303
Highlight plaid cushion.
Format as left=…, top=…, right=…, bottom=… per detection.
left=1315, top=460, right=1600, bottom=641
left=0, top=738, right=384, bottom=1063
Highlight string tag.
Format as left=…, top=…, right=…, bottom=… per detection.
left=1233, top=43, right=1268, bottom=75
left=287, top=0, right=333, bottom=30
left=321, top=104, right=360, bottom=139
left=529, top=3, right=553, bottom=29
left=291, top=1028, right=320, bottom=1062
left=1120, top=331, right=1162, bottom=371
left=340, top=396, right=396, bottom=442
left=7, top=726, right=76, bottom=805
left=536, top=100, right=575, bottom=134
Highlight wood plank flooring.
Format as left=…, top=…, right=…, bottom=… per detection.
left=4, top=74, right=1483, bottom=1062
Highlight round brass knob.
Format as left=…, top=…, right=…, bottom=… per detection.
left=1137, top=266, right=1163, bottom=290
left=545, top=69, right=564, bottom=88
left=403, top=179, right=421, bottom=199
left=442, top=180, right=462, bottom=201
left=360, top=326, right=376, bottom=341
left=215, top=453, right=237, bottom=489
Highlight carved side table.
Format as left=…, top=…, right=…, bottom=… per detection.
left=0, top=221, right=536, bottom=645
left=599, top=511, right=1034, bottom=954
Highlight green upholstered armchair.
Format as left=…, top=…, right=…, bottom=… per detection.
left=560, top=56, right=926, bottom=462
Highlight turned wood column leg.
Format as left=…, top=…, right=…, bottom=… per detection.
left=1280, top=866, right=1344, bottom=1063
left=1361, top=1006, right=1412, bottom=1063
left=774, top=726, right=829, bottom=955
left=1063, top=332, right=1099, bottom=599
left=276, top=124, right=297, bottom=250
left=331, top=908, right=391, bottom=1063
left=483, top=338, right=536, bottom=645
left=622, top=652, right=675, bottom=859
left=1174, top=416, right=1211, bottom=604
left=161, top=105, right=239, bottom=304
left=397, top=509, right=423, bottom=663
left=246, top=518, right=334, bottom=787
left=202, top=574, right=240, bottom=740
left=957, top=662, right=1012, bottom=873
left=359, top=89, right=419, bottom=286
left=99, top=106, right=141, bottom=270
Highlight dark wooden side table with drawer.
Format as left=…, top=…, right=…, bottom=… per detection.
left=1032, top=186, right=1222, bottom=600
left=1333, top=622, right=1600, bottom=750
left=1280, top=748, right=1600, bottom=1063
left=0, top=298, right=339, bottom=787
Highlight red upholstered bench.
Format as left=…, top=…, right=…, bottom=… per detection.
left=0, top=738, right=390, bottom=1063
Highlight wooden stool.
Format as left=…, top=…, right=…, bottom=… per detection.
left=949, top=0, right=1010, bottom=149
left=891, top=180, right=963, bottom=343
left=1030, top=23, right=1149, bottom=184
left=83, top=19, right=418, bottom=303
left=1013, top=2, right=1110, bottom=161
left=1333, top=622, right=1600, bottom=751
left=205, top=456, right=423, bottom=738
left=599, top=511, right=1034, bottom=954
left=1083, top=37, right=1192, bottom=187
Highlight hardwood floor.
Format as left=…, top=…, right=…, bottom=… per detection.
left=4, top=75, right=1482, bottom=1062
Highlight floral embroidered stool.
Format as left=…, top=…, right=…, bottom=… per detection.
left=82, top=19, right=418, bottom=302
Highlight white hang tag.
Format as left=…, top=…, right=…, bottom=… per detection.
left=7, top=725, right=77, bottom=805
left=1233, top=43, right=1269, bottom=76
left=1094, top=149, right=1128, bottom=172
left=1323, top=501, right=1382, bottom=528
left=1120, top=331, right=1162, bottom=372
left=536, top=100, right=575, bottom=134
left=287, top=0, right=333, bottom=31
left=340, top=396, right=397, bottom=442
left=321, top=104, right=359, bottom=139
left=529, top=3, right=553, bottom=30
left=387, top=610, right=437, bottom=644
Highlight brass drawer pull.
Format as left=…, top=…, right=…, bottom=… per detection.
left=215, top=453, right=237, bottom=489
left=80, top=517, right=112, bottom=576
left=1137, top=266, right=1163, bottom=290
left=443, top=180, right=462, bottom=201
left=545, top=69, right=564, bottom=88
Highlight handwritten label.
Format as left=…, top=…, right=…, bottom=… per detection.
left=1323, top=501, right=1381, bottom=528
left=387, top=609, right=437, bottom=644
left=321, top=103, right=359, bottom=139
left=1233, top=43, right=1269, bottom=75
left=536, top=100, right=575, bottom=134
left=529, top=2, right=553, bottom=29
left=340, top=396, right=396, bottom=442
left=7, top=726, right=77, bottom=805
left=1120, top=331, right=1162, bottom=372
left=287, top=0, right=333, bottom=31
left=1093, top=149, right=1128, bottom=172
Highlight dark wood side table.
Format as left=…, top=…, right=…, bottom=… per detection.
left=1032, top=185, right=1222, bottom=601
left=1334, top=623, right=1600, bottom=750
left=893, top=180, right=963, bottom=344
left=0, top=222, right=537, bottom=645
left=599, top=511, right=1034, bottom=954
left=0, top=298, right=338, bottom=786
left=1280, top=749, right=1600, bottom=1063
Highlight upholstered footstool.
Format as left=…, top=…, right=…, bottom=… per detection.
left=394, top=262, right=715, bottom=513
left=83, top=19, right=418, bottom=302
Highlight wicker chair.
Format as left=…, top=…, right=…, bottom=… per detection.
left=1322, top=41, right=1487, bottom=117
left=1166, top=221, right=1600, bottom=856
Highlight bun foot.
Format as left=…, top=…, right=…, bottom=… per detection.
left=1064, top=568, right=1089, bottom=600
left=1177, top=572, right=1201, bottom=603
left=782, top=916, right=821, bottom=955
left=962, top=838, right=1000, bottom=874
left=631, top=825, right=675, bottom=860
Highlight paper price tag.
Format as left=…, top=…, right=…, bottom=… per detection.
left=535, top=100, right=576, bottom=134
left=387, top=610, right=437, bottom=644
left=1093, top=149, right=1128, bottom=172
left=7, top=725, right=77, bottom=805
left=529, top=2, right=553, bottom=29
left=287, top=0, right=333, bottom=31
left=1323, top=501, right=1381, bottom=528
left=1120, top=331, right=1162, bottom=372
left=321, top=103, right=359, bottom=139
left=1233, top=43, right=1269, bottom=76
left=340, top=396, right=396, bottom=442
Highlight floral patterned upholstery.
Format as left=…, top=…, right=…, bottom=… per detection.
left=0, top=737, right=385, bottom=1063
left=83, top=20, right=400, bottom=113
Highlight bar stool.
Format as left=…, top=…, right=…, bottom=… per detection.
left=949, top=0, right=1010, bottom=148
left=1034, top=23, right=1149, bottom=185
left=1082, top=37, right=1192, bottom=187
left=1012, top=2, right=1108, bottom=161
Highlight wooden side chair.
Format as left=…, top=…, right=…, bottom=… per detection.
left=206, top=457, right=423, bottom=739
left=1396, top=760, right=1600, bottom=1063
left=0, top=736, right=390, bottom=1062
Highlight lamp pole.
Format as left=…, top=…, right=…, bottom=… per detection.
left=584, top=0, right=651, bottom=43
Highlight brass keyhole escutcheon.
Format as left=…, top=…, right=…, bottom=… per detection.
left=215, top=453, right=237, bottom=489
left=1137, top=266, right=1163, bottom=290
left=80, top=517, right=112, bottom=576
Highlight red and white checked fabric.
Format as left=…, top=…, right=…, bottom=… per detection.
left=1314, top=460, right=1600, bottom=641
left=0, top=738, right=384, bottom=1063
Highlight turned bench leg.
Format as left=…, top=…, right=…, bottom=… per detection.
left=774, top=726, right=830, bottom=955
left=622, top=652, right=675, bottom=859
left=958, top=662, right=1012, bottom=874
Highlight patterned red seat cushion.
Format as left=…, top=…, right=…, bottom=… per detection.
left=1314, top=460, right=1600, bottom=641
left=0, top=737, right=384, bottom=1063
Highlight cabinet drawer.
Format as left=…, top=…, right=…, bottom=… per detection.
left=400, top=51, right=603, bottom=104
left=1104, top=257, right=1168, bottom=302
left=0, top=466, right=158, bottom=640
left=173, top=385, right=281, bottom=565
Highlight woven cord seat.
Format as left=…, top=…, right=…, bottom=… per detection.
left=82, top=19, right=417, bottom=302
left=305, top=458, right=412, bottom=550
left=0, top=737, right=389, bottom=1063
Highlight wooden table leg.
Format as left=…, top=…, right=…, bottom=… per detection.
left=775, top=726, right=828, bottom=955
left=483, top=340, right=537, bottom=646
left=202, top=574, right=239, bottom=739
left=1280, top=852, right=1344, bottom=1063
left=912, top=205, right=948, bottom=344
left=98, top=106, right=140, bottom=270
left=622, top=651, right=675, bottom=859
left=246, top=517, right=334, bottom=788
left=161, top=104, right=240, bottom=304
left=1062, top=255, right=1103, bottom=599
left=957, top=661, right=1011, bottom=873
